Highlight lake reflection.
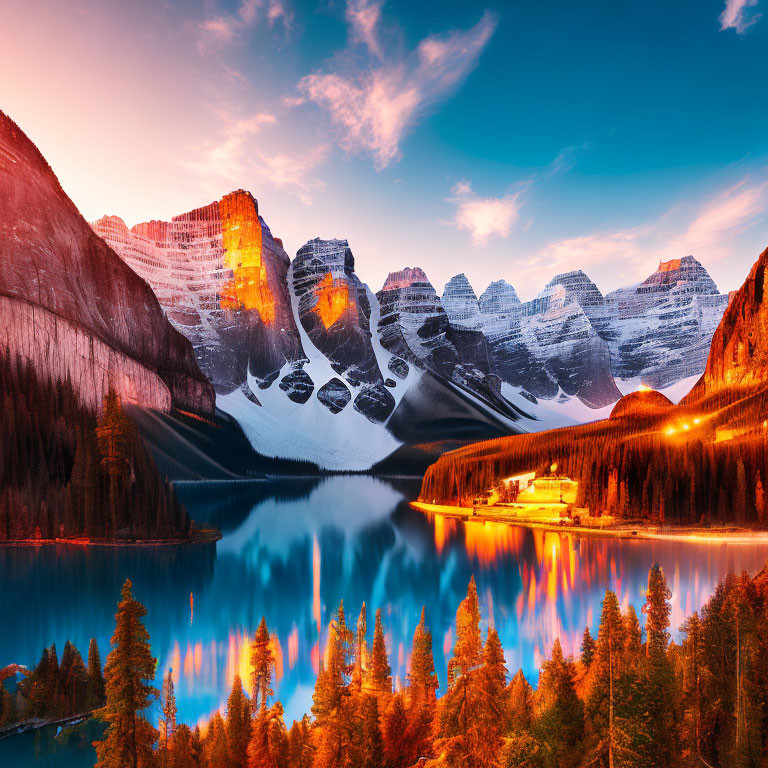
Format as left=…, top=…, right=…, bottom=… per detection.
left=3, top=475, right=768, bottom=734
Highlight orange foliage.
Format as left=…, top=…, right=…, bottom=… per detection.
left=218, top=192, right=276, bottom=324
left=312, top=272, right=353, bottom=329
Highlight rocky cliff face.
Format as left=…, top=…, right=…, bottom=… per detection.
left=376, top=267, right=460, bottom=377
left=291, top=238, right=394, bottom=422
left=606, top=256, right=729, bottom=387
left=687, top=246, right=768, bottom=399
left=93, top=190, right=305, bottom=393
left=0, top=110, right=213, bottom=414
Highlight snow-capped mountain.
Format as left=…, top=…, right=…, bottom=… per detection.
left=92, top=192, right=729, bottom=470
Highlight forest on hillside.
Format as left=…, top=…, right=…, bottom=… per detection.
left=7, top=565, right=767, bottom=768
left=420, top=385, right=768, bottom=526
left=0, top=353, right=191, bottom=540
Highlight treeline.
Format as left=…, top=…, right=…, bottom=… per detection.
left=0, top=353, right=191, bottom=540
left=83, top=564, right=768, bottom=768
left=421, top=385, right=768, bottom=525
left=0, top=638, right=105, bottom=729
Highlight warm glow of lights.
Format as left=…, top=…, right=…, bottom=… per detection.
left=666, top=427, right=676, bottom=435
left=312, top=272, right=354, bottom=329
left=636, top=383, right=652, bottom=392
left=219, top=192, right=276, bottom=323
left=462, top=520, right=524, bottom=565
left=693, top=418, right=701, bottom=425
left=682, top=423, right=690, bottom=431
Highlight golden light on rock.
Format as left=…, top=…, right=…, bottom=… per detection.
left=219, top=192, right=276, bottom=324
left=313, top=272, right=353, bottom=329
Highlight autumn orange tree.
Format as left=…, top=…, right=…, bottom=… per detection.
left=94, top=579, right=158, bottom=768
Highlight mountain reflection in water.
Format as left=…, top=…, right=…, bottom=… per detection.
left=2, top=475, right=768, bottom=732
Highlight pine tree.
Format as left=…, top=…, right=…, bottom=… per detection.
left=407, top=607, right=437, bottom=705
left=87, top=638, right=106, bottom=708
left=159, top=668, right=177, bottom=749
left=642, top=564, right=676, bottom=767
left=368, top=609, right=391, bottom=694
left=204, top=712, right=229, bottom=768
left=352, top=603, right=367, bottom=692
left=534, top=639, right=583, bottom=768
left=250, top=618, right=275, bottom=717
left=286, top=716, right=313, bottom=768
left=357, top=694, right=384, bottom=768
left=506, top=669, right=534, bottom=733
left=226, top=674, right=250, bottom=768
left=580, top=627, right=596, bottom=669
left=94, top=579, right=158, bottom=768
left=449, top=577, right=483, bottom=682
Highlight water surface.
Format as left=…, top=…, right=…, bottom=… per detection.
left=2, top=475, right=768, bottom=764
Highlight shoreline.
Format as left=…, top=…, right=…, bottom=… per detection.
left=0, top=711, right=95, bottom=742
left=0, top=529, right=222, bottom=549
left=410, top=501, right=768, bottom=544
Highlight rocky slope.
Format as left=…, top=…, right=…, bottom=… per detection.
left=686, top=246, right=768, bottom=399
left=0, top=110, right=213, bottom=414
left=92, top=190, right=304, bottom=393
left=605, top=256, right=730, bottom=387
left=444, top=256, right=730, bottom=408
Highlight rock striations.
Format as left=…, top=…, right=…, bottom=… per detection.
left=605, top=256, right=729, bottom=387
left=686, top=246, right=768, bottom=400
left=0, top=110, right=213, bottom=414
left=92, top=190, right=304, bottom=393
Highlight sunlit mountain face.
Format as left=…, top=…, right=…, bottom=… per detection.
left=2, top=476, right=767, bottom=729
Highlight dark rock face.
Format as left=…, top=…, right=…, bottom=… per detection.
left=292, top=238, right=381, bottom=384
left=317, top=378, right=352, bottom=413
left=384, top=378, right=397, bottom=388
left=376, top=268, right=461, bottom=378
left=0, top=110, right=214, bottom=414
left=93, top=191, right=306, bottom=394
left=475, top=276, right=621, bottom=408
left=279, top=369, right=314, bottom=404
left=353, top=383, right=396, bottom=423
left=687, top=246, right=767, bottom=400
left=388, top=357, right=409, bottom=379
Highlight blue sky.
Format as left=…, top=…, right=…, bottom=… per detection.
left=1, top=0, right=767, bottom=297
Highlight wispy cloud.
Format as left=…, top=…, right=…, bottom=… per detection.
left=665, top=179, right=768, bottom=261
left=197, top=0, right=293, bottom=53
left=719, top=0, right=762, bottom=33
left=526, top=176, right=768, bottom=294
left=182, top=110, right=327, bottom=205
left=292, top=4, right=496, bottom=168
left=449, top=180, right=523, bottom=245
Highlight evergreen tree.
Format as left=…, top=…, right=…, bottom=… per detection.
left=251, top=618, right=275, bottom=717
left=407, top=607, right=438, bottom=705
left=506, top=669, right=535, bottom=734
left=94, top=579, right=158, bottom=768
left=226, top=674, right=250, bottom=768
left=534, top=639, right=583, bottom=768
left=87, top=638, right=106, bottom=708
left=580, top=627, right=596, bottom=669
left=352, top=603, right=367, bottom=692
left=159, top=668, right=177, bottom=749
left=448, top=577, right=483, bottom=683
left=357, top=694, right=384, bottom=768
left=368, top=609, right=391, bottom=694
left=203, top=712, right=229, bottom=768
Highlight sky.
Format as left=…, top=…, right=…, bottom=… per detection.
left=1, top=0, right=767, bottom=300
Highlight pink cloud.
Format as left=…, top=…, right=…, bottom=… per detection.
left=719, top=0, right=762, bottom=33
left=346, top=0, right=384, bottom=58
left=294, top=5, right=496, bottom=168
left=449, top=181, right=523, bottom=245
